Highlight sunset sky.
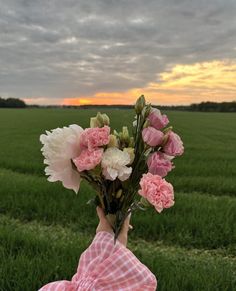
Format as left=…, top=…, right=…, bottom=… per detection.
left=0, top=0, right=236, bottom=106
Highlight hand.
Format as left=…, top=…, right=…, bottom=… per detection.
left=96, top=206, right=132, bottom=247
left=96, top=206, right=113, bottom=235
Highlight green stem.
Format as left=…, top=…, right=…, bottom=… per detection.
left=134, top=114, right=140, bottom=146
left=81, top=172, right=105, bottom=209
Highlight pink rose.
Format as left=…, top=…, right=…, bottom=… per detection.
left=147, top=152, right=174, bottom=177
left=163, top=131, right=184, bottom=156
left=139, top=173, right=174, bottom=213
left=148, top=108, right=169, bottom=130
left=73, top=148, right=103, bottom=172
left=80, top=126, right=110, bottom=150
left=142, top=127, right=164, bottom=147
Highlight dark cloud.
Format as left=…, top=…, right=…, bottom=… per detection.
left=0, top=0, right=235, bottom=102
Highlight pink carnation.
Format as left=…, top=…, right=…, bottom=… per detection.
left=147, top=152, right=174, bottom=177
left=80, top=126, right=110, bottom=150
left=139, top=173, right=174, bottom=213
left=163, top=131, right=184, bottom=156
left=148, top=108, right=169, bottom=130
left=73, top=148, right=103, bottom=172
left=142, top=127, right=164, bottom=147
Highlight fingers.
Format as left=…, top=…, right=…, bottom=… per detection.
left=96, top=206, right=106, bottom=221
left=96, top=206, right=114, bottom=235
left=117, top=213, right=132, bottom=246
left=97, top=207, right=132, bottom=231
left=121, top=213, right=131, bottom=234
left=97, top=207, right=133, bottom=242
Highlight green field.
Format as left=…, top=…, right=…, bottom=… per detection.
left=0, top=108, right=236, bottom=291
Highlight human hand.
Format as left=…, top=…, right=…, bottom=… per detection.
left=96, top=206, right=132, bottom=247
left=96, top=206, right=114, bottom=235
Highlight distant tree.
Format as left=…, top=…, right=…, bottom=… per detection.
left=0, top=97, right=6, bottom=107
left=0, top=97, right=26, bottom=108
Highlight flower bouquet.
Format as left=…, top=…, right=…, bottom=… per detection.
left=40, top=96, right=184, bottom=239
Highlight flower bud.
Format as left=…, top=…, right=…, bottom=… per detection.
left=101, top=114, right=110, bottom=125
left=116, top=189, right=123, bottom=198
left=162, top=127, right=173, bottom=146
left=129, top=137, right=134, bottom=147
left=123, top=147, right=135, bottom=164
left=90, top=117, right=102, bottom=128
left=143, top=104, right=152, bottom=118
left=122, top=126, right=129, bottom=142
left=113, top=129, right=119, bottom=137
left=133, top=119, right=137, bottom=127
left=162, top=134, right=169, bottom=147
left=143, top=120, right=150, bottom=128
left=120, top=195, right=124, bottom=202
left=96, top=112, right=110, bottom=126
left=163, top=126, right=173, bottom=134
left=108, top=134, right=119, bottom=147
left=135, top=95, right=146, bottom=114
left=119, top=126, right=130, bottom=145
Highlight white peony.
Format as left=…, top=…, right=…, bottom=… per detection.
left=40, top=124, right=83, bottom=193
left=101, top=147, right=132, bottom=181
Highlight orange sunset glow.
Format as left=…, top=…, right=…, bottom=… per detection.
left=62, top=60, right=236, bottom=106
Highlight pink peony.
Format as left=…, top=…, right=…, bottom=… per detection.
left=139, top=173, right=174, bottom=213
left=40, top=124, right=83, bottom=193
left=147, top=152, right=174, bottom=177
left=148, top=108, right=169, bottom=130
left=163, top=131, right=184, bottom=156
left=142, top=127, right=164, bottom=147
left=80, top=126, right=110, bottom=150
left=73, top=148, right=103, bottom=172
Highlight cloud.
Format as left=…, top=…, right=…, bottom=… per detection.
left=62, top=60, right=236, bottom=105
left=0, top=0, right=236, bottom=104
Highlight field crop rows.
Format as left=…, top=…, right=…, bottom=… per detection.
left=0, top=108, right=235, bottom=291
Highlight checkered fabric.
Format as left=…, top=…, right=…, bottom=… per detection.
left=39, top=231, right=157, bottom=291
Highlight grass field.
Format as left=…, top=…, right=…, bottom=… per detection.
left=0, top=108, right=235, bottom=291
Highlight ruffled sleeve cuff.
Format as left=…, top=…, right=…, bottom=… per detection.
left=39, top=231, right=157, bottom=291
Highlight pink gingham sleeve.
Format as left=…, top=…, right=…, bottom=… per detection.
left=39, top=231, right=157, bottom=291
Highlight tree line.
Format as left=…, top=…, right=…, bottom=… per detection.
left=78, top=101, right=236, bottom=112
left=157, top=101, right=236, bottom=112
left=0, top=97, right=236, bottom=112
left=189, top=101, right=236, bottom=112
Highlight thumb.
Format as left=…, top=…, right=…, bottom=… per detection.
left=121, top=213, right=131, bottom=235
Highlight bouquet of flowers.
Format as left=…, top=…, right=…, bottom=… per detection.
left=40, top=96, right=184, bottom=238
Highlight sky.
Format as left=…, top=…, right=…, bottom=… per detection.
left=0, top=0, right=236, bottom=106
